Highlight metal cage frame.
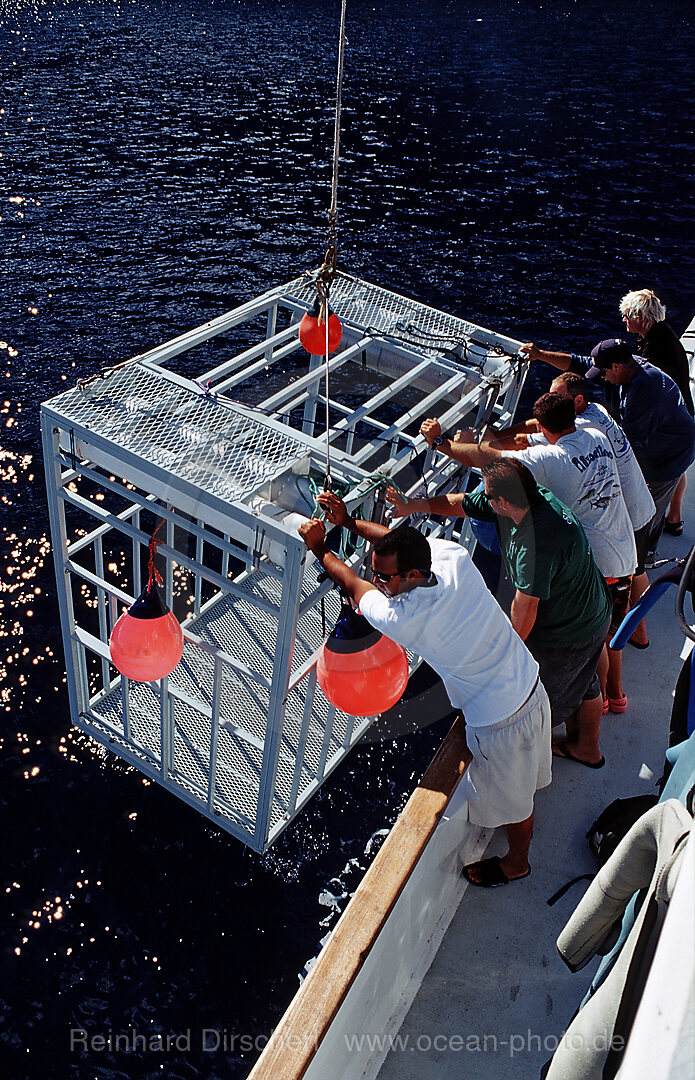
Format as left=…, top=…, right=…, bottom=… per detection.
left=41, top=272, right=527, bottom=851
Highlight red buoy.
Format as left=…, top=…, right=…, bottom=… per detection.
left=299, top=298, right=342, bottom=356
left=316, top=603, right=408, bottom=717
left=109, top=581, right=184, bottom=683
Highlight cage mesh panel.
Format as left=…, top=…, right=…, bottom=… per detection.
left=82, top=708, right=256, bottom=839
left=284, top=275, right=482, bottom=353
left=48, top=363, right=313, bottom=502
left=90, top=681, right=162, bottom=761
left=87, top=565, right=365, bottom=840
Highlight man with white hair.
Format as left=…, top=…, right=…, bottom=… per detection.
left=619, top=288, right=693, bottom=535
left=619, top=288, right=693, bottom=414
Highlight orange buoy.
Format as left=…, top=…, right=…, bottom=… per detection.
left=316, top=603, right=408, bottom=717
left=298, top=299, right=342, bottom=356
left=109, top=581, right=184, bottom=683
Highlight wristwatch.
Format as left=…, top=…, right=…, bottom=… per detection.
left=432, top=434, right=445, bottom=448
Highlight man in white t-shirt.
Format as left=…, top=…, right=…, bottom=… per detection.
left=489, top=378, right=654, bottom=713
left=423, top=396, right=636, bottom=579
left=505, top=393, right=637, bottom=580
left=495, top=371, right=654, bottom=532
left=298, top=491, right=551, bottom=889
left=420, top=394, right=637, bottom=712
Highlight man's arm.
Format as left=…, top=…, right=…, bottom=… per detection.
left=519, top=343, right=571, bottom=372
left=480, top=418, right=540, bottom=450
left=420, top=419, right=501, bottom=467
left=510, top=590, right=540, bottom=641
left=298, top=519, right=375, bottom=605
left=483, top=429, right=532, bottom=451
left=485, top=418, right=540, bottom=440
left=386, top=487, right=469, bottom=519
left=317, top=491, right=391, bottom=544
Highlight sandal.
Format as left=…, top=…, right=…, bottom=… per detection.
left=552, top=741, right=605, bottom=769
left=664, top=520, right=684, bottom=536
left=462, top=856, right=531, bottom=888
left=608, top=694, right=627, bottom=714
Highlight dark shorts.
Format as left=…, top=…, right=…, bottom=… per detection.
left=526, top=621, right=610, bottom=727
left=606, top=575, right=633, bottom=636
left=634, top=475, right=682, bottom=573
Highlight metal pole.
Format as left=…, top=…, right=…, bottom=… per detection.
left=40, top=419, right=85, bottom=721
left=94, top=535, right=110, bottom=694
left=253, top=540, right=306, bottom=850
left=207, top=657, right=222, bottom=811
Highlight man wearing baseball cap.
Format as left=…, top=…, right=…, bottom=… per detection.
left=521, top=337, right=695, bottom=645
left=583, top=339, right=695, bottom=562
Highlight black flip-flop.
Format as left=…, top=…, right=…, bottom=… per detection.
left=664, top=520, right=684, bottom=536
left=462, top=856, right=531, bottom=888
left=553, top=741, right=605, bottom=769
left=628, top=636, right=650, bottom=650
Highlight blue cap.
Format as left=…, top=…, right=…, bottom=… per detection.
left=585, top=338, right=634, bottom=380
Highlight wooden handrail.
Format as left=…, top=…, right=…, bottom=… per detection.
left=247, top=714, right=471, bottom=1080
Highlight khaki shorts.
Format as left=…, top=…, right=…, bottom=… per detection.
left=462, top=680, right=552, bottom=829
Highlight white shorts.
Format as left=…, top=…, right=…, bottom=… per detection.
left=462, top=680, right=552, bottom=829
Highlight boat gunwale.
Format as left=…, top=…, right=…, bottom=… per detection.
left=247, top=714, right=471, bottom=1080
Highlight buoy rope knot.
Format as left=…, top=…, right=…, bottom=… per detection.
left=147, top=520, right=165, bottom=592
left=314, top=246, right=337, bottom=326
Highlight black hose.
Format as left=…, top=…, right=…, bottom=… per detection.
left=675, top=542, right=695, bottom=640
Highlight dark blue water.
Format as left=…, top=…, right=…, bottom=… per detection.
left=2, top=1, right=695, bottom=1076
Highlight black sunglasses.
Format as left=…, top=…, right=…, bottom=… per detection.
left=372, top=567, right=429, bottom=584
left=372, top=569, right=401, bottom=584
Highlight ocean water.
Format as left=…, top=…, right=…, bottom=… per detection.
left=2, top=0, right=695, bottom=1076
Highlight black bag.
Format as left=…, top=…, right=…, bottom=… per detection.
left=586, top=794, right=659, bottom=866
left=547, top=794, right=658, bottom=906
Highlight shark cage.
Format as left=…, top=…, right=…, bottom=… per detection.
left=40, top=272, right=527, bottom=851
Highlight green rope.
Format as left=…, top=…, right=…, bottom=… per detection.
left=307, top=472, right=408, bottom=561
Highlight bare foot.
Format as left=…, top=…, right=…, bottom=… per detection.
left=497, top=853, right=530, bottom=881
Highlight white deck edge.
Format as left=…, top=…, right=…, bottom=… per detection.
left=303, top=782, right=492, bottom=1080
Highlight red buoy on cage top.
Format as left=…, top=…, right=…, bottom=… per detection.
left=109, top=581, right=184, bottom=683
left=298, top=298, right=342, bottom=356
left=316, top=602, right=408, bottom=717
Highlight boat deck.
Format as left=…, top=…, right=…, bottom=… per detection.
left=376, top=520, right=692, bottom=1080
left=245, top=321, right=695, bottom=1080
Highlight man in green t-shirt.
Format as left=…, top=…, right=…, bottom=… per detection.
left=388, top=458, right=612, bottom=768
